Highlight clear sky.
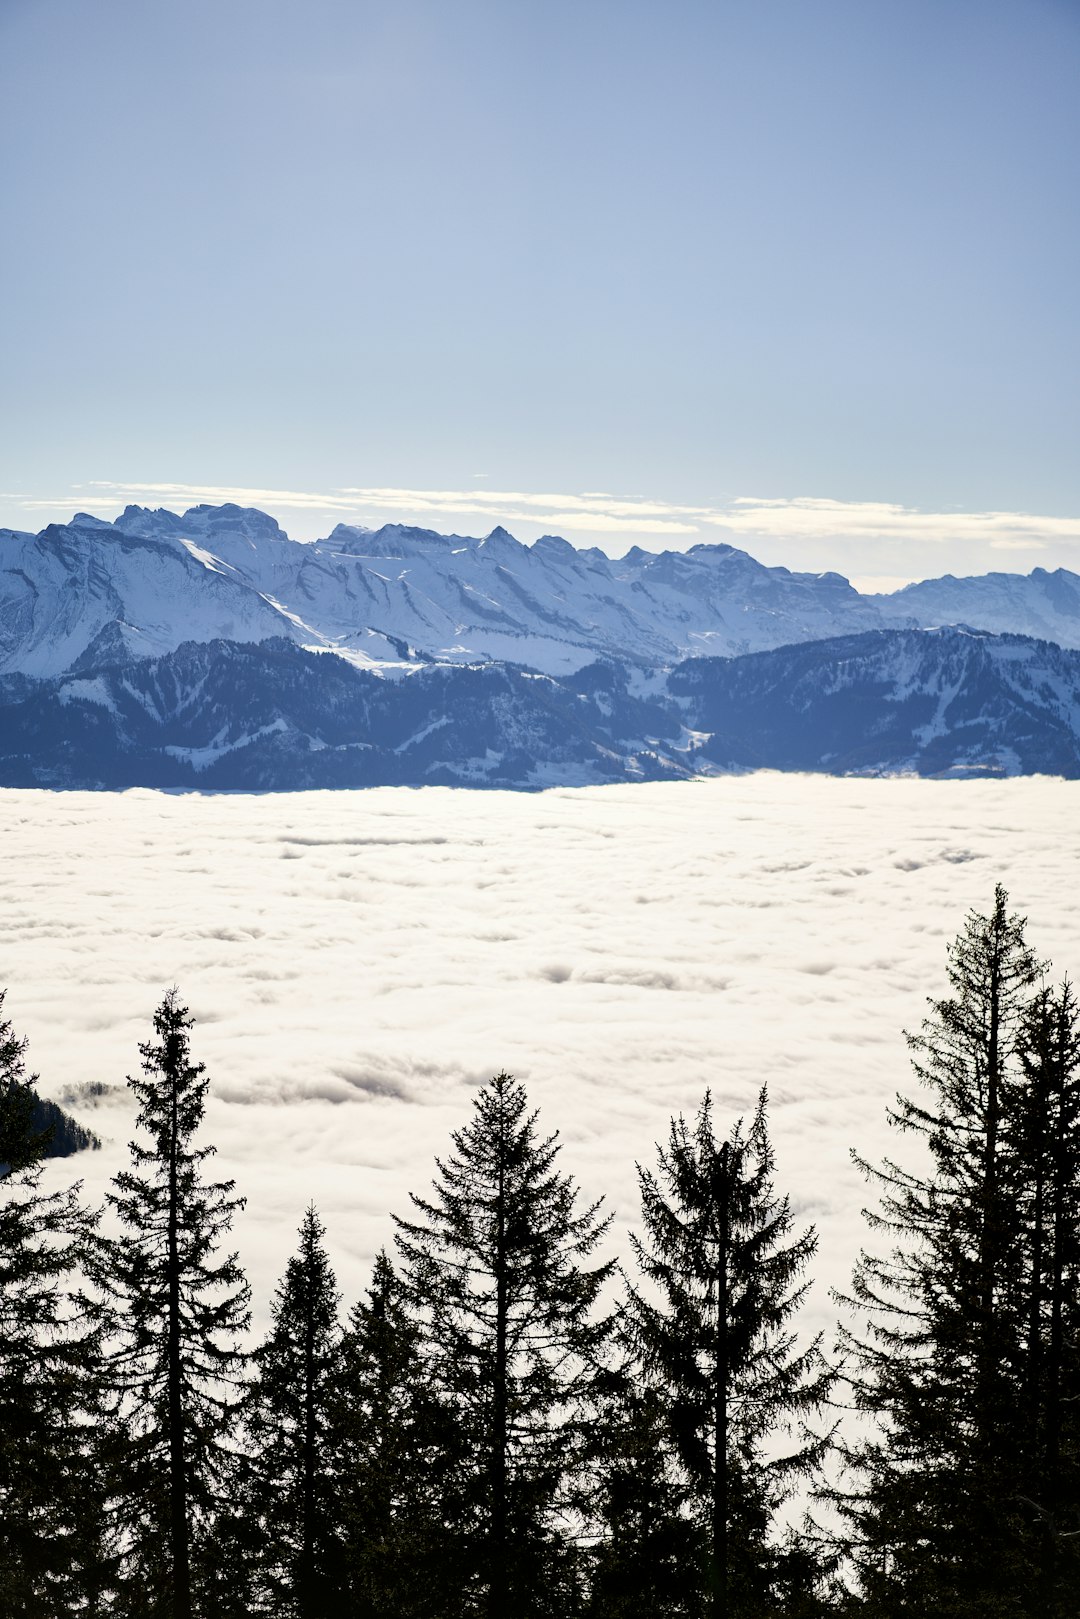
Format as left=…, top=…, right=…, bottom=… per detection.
left=2, top=0, right=1079, bottom=589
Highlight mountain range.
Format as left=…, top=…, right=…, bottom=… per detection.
left=5, top=503, right=1080, bottom=679
left=2, top=503, right=1080, bottom=786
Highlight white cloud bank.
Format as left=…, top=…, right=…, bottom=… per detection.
left=10, top=481, right=1080, bottom=565
left=3, top=776, right=1078, bottom=1346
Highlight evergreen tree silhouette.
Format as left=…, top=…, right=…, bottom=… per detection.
left=98, top=990, right=250, bottom=1619
left=0, top=990, right=109, bottom=1614
left=584, top=1372, right=697, bottom=1618
left=244, top=1203, right=345, bottom=1617
left=625, top=1088, right=833, bottom=1619
left=394, top=1071, right=614, bottom=1618
left=1010, top=980, right=1080, bottom=1606
left=337, top=1249, right=466, bottom=1617
left=834, top=886, right=1061, bottom=1614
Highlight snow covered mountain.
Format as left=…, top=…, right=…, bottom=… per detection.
left=0, top=508, right=301, bottom=677
left=3, top=627, right=1078, bottom=788
left=1, top=503, right=890, bottom=677
left=666, top=627, right=1080, bottom=776
left=870, top=566, right=1080, bottom=647
left=5, top=503, right=1080, bottom=788
left=6, top=503, right=1080, bottom=685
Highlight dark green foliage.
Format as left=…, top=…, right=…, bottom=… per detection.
left=337, top=1249, right=468, bottom=1618
left=1011, top=980, right=1080, bottom=1606
left=0, top=995, right=51, bottom=1175
left=0, top=990, right=108, bottom=1615
left=833, top=886, right=1080, bottom=1616
left=97, top=990, right=251, bottom=1619
left=624, top=1089, right=833, bottom=1619
left=0, top=1015, right=101, bottom=1167
left=395, top=1071, right=615, bottom=1618
left=33, top=1093, right=101, bottom=1158
left=244, top=1204, right=346, bottom=1617
left=584, top=1375, right=698, bottom=1618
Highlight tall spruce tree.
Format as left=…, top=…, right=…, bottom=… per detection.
left=624, top=1088, right=833, bottom=1619
left=0, top=990, right=108, bottom=1616
left=1011, top=979, right=1080, bottom=1603
left=98, top=990, right=250, bottom=1619
left=833, top=886, right=1057, bottom=1615
left=244, top=1204, right=345, bottom=1618
left=394, top=1071, right=614, bottom=1618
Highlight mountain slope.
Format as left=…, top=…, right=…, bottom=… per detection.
left=0, top=509, right=307, bottom=677
left=669, top=628, right=1080, bottom=776
left=2, top=628, right=1078, bottom=789
left=873, top=566, right=1080, bottom=646
left=1, top=503, right=891, bottom=677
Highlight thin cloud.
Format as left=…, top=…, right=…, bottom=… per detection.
left=11, top=482, right=1080, bottom=552
left=724, top=496, right=1080, bottom=547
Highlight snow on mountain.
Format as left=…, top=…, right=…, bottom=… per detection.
left=1, top=503, right=889, bottom=677
left=873, top=566, right=1080, bottom=648
left=668, top=627, right=1080, bottom=777
left=7, top=502, right=1080, bottom=689
left=0, top=508, right=313, bottom=677
left=3, top=627, right=1079, bottom=788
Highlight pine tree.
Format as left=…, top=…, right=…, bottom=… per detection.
left=97, top=989, right=250, bottom=1619
left=1012, top=980, right=1080, bottom=1605
left=584, top=1370, right=697, bottom=1619
left=0, top=989, right=108, bottom=1615
left=244, top=1204, right=346, bottom=1618
left=337, top=1249, right=467, bottom=1618
left=834, top=886, right=1049, bottom=1614
left=625, top=1088, right=833, bottom=1619
left=394, top=1071, right=615, bottom=1618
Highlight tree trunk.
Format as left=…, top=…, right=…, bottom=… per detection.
left=712, top=1145, right=729, bottom=1619
left=977, top=905, right=1004, bottom=1455
left=302, top=1280, right=316, bottom=1618
left=167, top=1039, right=191, bottom=1619
left=491, top=1143, right=508, bottom=1618
left=1046, top=1000, right=1068, bottom=1527
left=1027, top=1038, right=1047, bottom=1493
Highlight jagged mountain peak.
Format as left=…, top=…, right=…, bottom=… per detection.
left=6, top=501, right=1080, bottom=682
left=69, top=512, right=114, bottom=529
left=113, top=503, right=185, bottom=534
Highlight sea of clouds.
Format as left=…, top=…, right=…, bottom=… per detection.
left=3, top=776, right=1078, bottom=1344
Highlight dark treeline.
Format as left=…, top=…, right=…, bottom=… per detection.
left=2, top=885, right=1080, bottom=1617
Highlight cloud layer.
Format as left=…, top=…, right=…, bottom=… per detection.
left=4, top=777, right=1078, bottom=1348
left=10, top=481, right=1080, bottom=562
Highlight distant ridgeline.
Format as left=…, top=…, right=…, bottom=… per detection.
left=3, top=502, right=1080, bottom=785
left=1, top=628, right=1080, bottom=787
left=0, top=1088, right=98, bottom=1175
left=32, top=1091, right=100, bottom=1158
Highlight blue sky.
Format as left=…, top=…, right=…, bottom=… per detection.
left=2, top=0, right=1079, bottom=588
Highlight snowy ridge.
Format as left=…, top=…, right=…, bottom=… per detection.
left=871, top=567, right=1080, bottom=647
left=0, top=501, right=906, bottom=679
left=6, top=503, right=1080, bottom=682
left=2, top=627, right=1079, bottom=788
